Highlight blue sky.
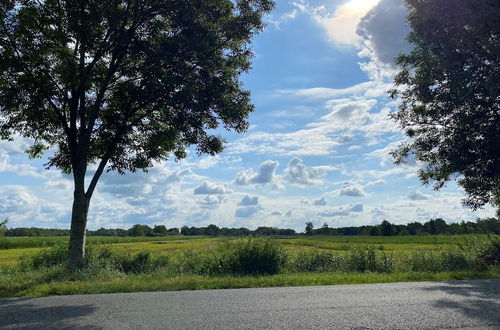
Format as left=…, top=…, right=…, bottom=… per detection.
left=0, top=0, right=495, bottom=231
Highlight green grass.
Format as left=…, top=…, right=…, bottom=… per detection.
left=2, top=268, right=499, bottom=297
left=0, top=234, right=478, bottom=263
left=1, top=234, right=498, bottom=297
left=0, top=235, right=203, bottom=250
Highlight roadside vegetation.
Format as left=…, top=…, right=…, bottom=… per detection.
left=0, top=235, right=498, bottom=297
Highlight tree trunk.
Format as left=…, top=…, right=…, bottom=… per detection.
left=69, top=172, right=90, bottom=269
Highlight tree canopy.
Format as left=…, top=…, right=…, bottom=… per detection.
left=390, top=0, right=500, bottom=212
left=0, top=0, right=275, bottom=267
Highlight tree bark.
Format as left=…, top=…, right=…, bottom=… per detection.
left=69, top=170, right=89, bottom=269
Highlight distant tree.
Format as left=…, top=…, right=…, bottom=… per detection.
left=423, top=218, right=448, bottom=235
left=0, top=0, right=275, bottom=268
left=380, top=220, right=396, bottom=236
left=406, top=222, right=423, bottom=235
left=167, top=227, right=180, bottom=235
left=153, top=225, right=168, bottom=236
left=369, top=226, right=380, bottom=236
left=128, top=225, right=144, bottom=237
left=205, top=224, right=220, bottom=237
left=390, top=0, right=500, bottom=212
left=0, top=218, right=7, bottom=237
left=305, top=222, right=314, bottom=236
left=128, top=224, right=152, bottom=237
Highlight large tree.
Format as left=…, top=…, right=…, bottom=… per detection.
left=390, top=0, right=500, bottom=215
left=0, top=0, right=274, bottom=267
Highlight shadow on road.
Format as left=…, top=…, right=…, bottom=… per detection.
left=0, top=299, right=101, bottom=330
left=420, top=279, right=500, bottom=326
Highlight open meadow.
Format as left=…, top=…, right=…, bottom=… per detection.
left=0, top=234, right=499, bottom=297
left=0, top=234, right=476, bottom=265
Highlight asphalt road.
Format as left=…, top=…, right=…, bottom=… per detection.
left=1, top=279, right=499, bottom=329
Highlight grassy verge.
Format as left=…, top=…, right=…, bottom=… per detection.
left=1, top=235, right=498, bottom=297
left=2, top=268, right=499, bottom=297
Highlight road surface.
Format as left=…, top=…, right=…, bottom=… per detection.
left=1, top=279, right=499, bottom=329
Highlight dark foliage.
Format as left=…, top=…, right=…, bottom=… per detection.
left=390, top=0, right=500, bottom=211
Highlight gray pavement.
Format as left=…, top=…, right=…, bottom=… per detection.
left=1, top=279, right=499, bottom=329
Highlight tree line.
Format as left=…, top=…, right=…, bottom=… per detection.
left=305, top=218, right=500, bottom=236
left=2, top=218, right=498, bottom=238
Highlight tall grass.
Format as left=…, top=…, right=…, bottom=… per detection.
left=0, top=235, right=202, bottom=250
left=1, top=235, right=498, bottom=297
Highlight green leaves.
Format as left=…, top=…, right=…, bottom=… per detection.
left=391, top=0, right=500, bottom=211
left=0, top=0, right=274, bottom=176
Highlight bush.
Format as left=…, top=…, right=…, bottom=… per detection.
left=19, top=243, right=68, bottom=270
left=220, top=238, right=287, bottom=275
left=291, top=250, right=337, bottom=272
left=457, top=235, right=500, bottom=266
left=18, top=243, right=174, bottom=275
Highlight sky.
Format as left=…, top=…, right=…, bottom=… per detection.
left=0, top=0, right=495, bottom=231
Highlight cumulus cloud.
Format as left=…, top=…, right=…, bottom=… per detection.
left=408, top=190, right=431, bottom=201
left=284, top=157, right=335, bottom=185
left=0, top=135, right=32, bottom=155
left=200, top=195, right=224, bottom=206
left=0, top=185, right=68, bottom=226
left=313, top=197, right=328, bottom=206
left=0, top=153, right=45, bottom=178
left=43, top=179, right=73, bottom=190
left=294, top=0, right=379, bottom=47
left=235, top=205, right=262, bottom=218
left=322, top=99, right=377, bottom=123
left=229, top=96, right=396, bottom=156
left=234, top=160, right=279, bottom=185
left=356, top=0, right=411, bottom=66
left=338, top=182, right=367, bottom=197
left=193, top=182, right=232, bottom=195
left=318, top=203, right=364, bottom=217
left=366, top=179, right=385, bottom=186
left=239, top=195, right=260, bottom=206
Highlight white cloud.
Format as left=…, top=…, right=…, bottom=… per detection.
left=356, top=0, right=411, bottom=66
left=366, top=179, right=385, bottom=186
left=313, top=197, right=328, bottom=206
left=318, top=203, right=364, bottom=217
left=284, top=157, right=335, bottom=185
left=234, top=160, right=279, bottom=185
left=201, top=195, right=224, bottom=205
left=321, top=99, right=377, bottom=123
left=0, top=135, right=32, bottom=155
left=338, top=182, right=367, bottom=197
left=235, top=205, right=262, bottom=218
left=239, top=195, right=260, bottom=206
left=0, top=153, right=45, bottom=178
left=276, top=81, right=392, bottom=100
left=0, top=185, right=68, bottom=226
left=264, top=8, right=299, bottom=30
left=193, top=182, right=232, bottom=195
left=408, top=190, right=431, bottom=201
left=294, top=0, right=380, bottom=47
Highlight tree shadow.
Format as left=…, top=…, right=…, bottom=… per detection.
left=0, top=298, right=101, bottom=330
left=420, top=279, right=500, bottom=326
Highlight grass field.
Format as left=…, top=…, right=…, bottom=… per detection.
left=0, top=234, right=473, bottom=265
left=1, top=234, right=498, bottom=297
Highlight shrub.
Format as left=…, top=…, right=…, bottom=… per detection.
left=347, top=246, right=378, bottom=272
left=19, top=243, right=68, bottom=270
left=290, top=250, right=338, bottom=272
left=221, top=238, right=287, bottom=275
left=457, top=235, right=500, bottom=266
left=404, top=251, right=444, bottom=272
